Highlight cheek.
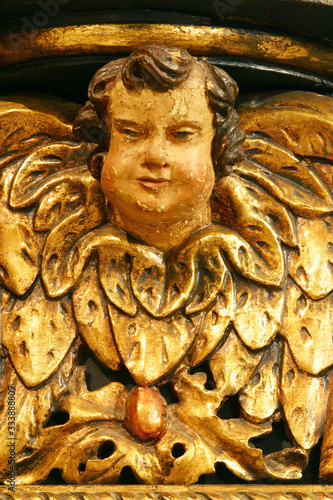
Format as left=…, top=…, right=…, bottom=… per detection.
left=100, top=145, right=130, bottom=191
left=100, top=153, right=124, bottom=202
left=100, top=160, right=116, bottom=197
left=177, top=160, right=215, bottom=202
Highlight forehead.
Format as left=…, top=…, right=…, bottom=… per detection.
left=108, top=66, right=213, bottom=125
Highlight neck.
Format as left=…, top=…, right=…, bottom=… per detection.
left=110, top=204, right=212, bottom=252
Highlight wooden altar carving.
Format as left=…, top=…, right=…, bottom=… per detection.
left=0, top=2, right=333, bottom=497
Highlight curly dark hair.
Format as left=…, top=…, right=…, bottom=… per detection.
left=73, top=45, right=245, bottom=181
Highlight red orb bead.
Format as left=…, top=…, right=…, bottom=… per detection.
left=123, top=386, right=168, bottom=442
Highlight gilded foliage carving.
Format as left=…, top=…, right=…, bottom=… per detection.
left=1, top=46, right=333, bottom=487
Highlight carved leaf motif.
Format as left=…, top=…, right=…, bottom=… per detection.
left=60, top=426, right=164, bottom=484
left=0, top=97, right=77, bottom=168
left=207, top=226, right=284, bottom=287
left=43, top=223, right=286, bottom=316
left=98, top=240, right=140, bottom=317
left=213, top=174, right=296, bottom=247
left=115, top=242, right=166, bottom=317
left=61, top=380, right=128, bottom=423
left=209, top=328, right=263, bottom=396
left=289, top=217, right=333, bottom=300
left=0, top=359, right=38, bottom=472
left=42, top=198, right=107, bottom=299
left=108, top=301, right=197, bottom=386
left=0, top=98, right=87, bottom=298
left=184, top=242, right=229, bottom=316
left=130, top=241, right=204, bottom=318
left=2, top=280, right=76, bottom=387
left=281, top=278, right=333, bottom=375
left=244, top=136, right=332, bottom=204
left=155, top=420, right=217, bottom=484
left=233, top=277, right=284, bottom=350
left=234, top=160, right=333, bottom=218
left=72, top=264, right=122, bottom=372
left=130, top=229, right=229, bottom=318
left=238, top=93, right=333, bottom=220
left=312, top=161, right=333, bottom=193
left=10, top=142, right=94, bottom=208
left=280, top=342, right=333, bottom=450
left=131, top=226, right=285, bottom=317
left=13, top=410, right=216, bottom=485
left=0, top=206, right=41, bottom=295
left=34, top=182, right=84, bottom=232
left=172, top=368, right=302, bottom=481
left=0, top=341, right=79, bottom=474
left=239, top=340, right=281, bottom=423
left=42, top=208, right=96, bottom=296
left=239, top=91, right=333, bottom=161
left=6, top=142, right=107, bottom=299
left=187, top=272, right=234, bottom=368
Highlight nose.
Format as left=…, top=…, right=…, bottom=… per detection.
left=142, top=135, right=171, bottom=170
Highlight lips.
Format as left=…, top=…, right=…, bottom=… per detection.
left=137, top=177, right=170, bottom=189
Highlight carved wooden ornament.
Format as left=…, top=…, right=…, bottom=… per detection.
left=1, top=46, right=333, bottom=487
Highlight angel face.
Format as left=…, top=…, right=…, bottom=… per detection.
left=100, top=67, right=215, bottom=228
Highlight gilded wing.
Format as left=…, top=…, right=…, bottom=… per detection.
left=0, top=96, right=109, bottom=478
left=209, top=91, right=333, bottom=458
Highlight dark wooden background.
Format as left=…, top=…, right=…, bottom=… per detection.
left=0, top=0, right=332, bottom=102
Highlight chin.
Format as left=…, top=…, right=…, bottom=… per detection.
left=128, top=205, right=185, bottom=226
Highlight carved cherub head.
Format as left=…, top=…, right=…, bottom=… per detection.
left=74, top=46, right=244, bottom=250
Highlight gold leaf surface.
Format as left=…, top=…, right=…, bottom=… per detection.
left=213, top=174, right=296, bottom=247
left=108, top=301, right=197, bottom=386
left=281, top=278, right=333, bottom=375
left=2, top=280, right=76, bottom=387
left=280, top=342, right=333, bottom=450
left=0, top=96, right=77, bottom=159
left=213, top=226, right=284, bottom=287
left=130, top=228, right=229, bottom=318
left=116, top=242, right=166, bottom=317
left=0, top=206, right=41, bottom=295
left=183, top=244, right=227, bottom=316
left=234, top=160, right=333, bottom=218
left=172, top=369, right=296, bottom=481
left=213, top=175, right=286, bottom=282
left=98, top=237, right=141, bottom=317
left=209, top=328, right=263, bottom=396
left=42, top=191, right=107, bottom=299
left=34, top=182, right=84, bottom=232
left=239, top=340, right=280, bottom=423
left=233, top=277, right=284, bottom=350
left=187, top=273, right=234, bottom=368
left=239, top=91, right=333, bottom=161
left=289, top=217, right=333, bottom=300
left=61, top=381, right=128, bottom=423
left=0, top=98, right=88, bottom=297
left=0, top=341, right=79, bottom=476
left=156, top=421, right=217, bottom=485
left=72, top=265, right=122, bottom=372
left=10, top=143, right=94, bottom=209
left=243, top=136, right=332, bottom=204
left=44, top=224, right=280, bottom=320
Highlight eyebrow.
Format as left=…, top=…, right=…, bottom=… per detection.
left=112, top=118, right=204, bottom=130
left=112, top=118, right=143, bottom=128
left=168, top=121, right=203, bottom=130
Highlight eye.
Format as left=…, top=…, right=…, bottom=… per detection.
left=121, top=128, right=142, bottom=138
left=171, top=130, right=196, bottom=141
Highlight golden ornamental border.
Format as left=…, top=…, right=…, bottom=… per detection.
left=1, top=484, right=333, bottom=500
left=0, top=23, right=333, bottom=77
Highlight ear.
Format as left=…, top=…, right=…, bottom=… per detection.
left=88, top=151, right=107, bottom=180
